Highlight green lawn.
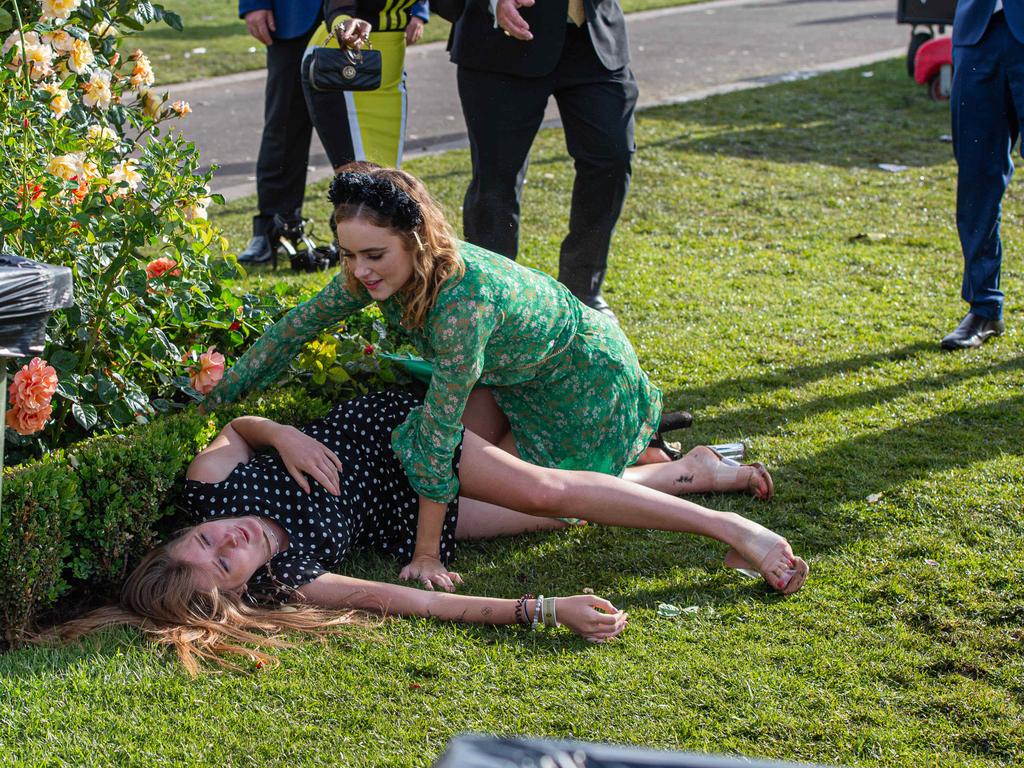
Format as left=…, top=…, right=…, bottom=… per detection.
left=2, top=61, right=1022, bottom=767
left=137, top=0, right=709, bottom=84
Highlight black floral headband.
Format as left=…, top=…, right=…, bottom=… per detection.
left=328, top=172, right=424, bottom=231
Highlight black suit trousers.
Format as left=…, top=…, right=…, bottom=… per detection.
left=254, top=28, right=318, bottom=236
left=457, top=23, right=638, bottom=301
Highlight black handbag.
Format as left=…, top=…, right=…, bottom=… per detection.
left=303, top=32, right=382, bottom=92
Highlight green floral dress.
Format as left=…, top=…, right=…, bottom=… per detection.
left=206, top=242, right=663, bottom=503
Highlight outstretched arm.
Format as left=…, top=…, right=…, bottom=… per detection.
left=297, top=573, right=628, bottom=642
left=203, top=275, right=371, bottom=410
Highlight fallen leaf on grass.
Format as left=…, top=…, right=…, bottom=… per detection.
left=849, top=233, right=888, bottom=243
left=866, top=493, right=883, bottom=504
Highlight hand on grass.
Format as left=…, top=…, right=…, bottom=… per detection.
left=556, top=595, right=628, bottom=642
left=399, top=555, right=463, bottom=592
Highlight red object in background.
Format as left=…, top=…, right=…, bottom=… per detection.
left=914, top=36, right=953, bottom=100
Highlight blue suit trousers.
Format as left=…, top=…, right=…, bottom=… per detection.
left=951, top=13, right=1024, bottom=320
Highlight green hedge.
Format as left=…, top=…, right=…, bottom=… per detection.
left=0, top=389, right=338, bottom=646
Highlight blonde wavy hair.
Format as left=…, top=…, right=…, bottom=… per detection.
left=332, top=164, right=465, bottom=329
left=41, top=528, right=363, bottom=676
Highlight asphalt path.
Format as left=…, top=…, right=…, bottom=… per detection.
left=171, top=0, right=908, bottom=201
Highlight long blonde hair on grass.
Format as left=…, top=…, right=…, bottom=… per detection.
left=44, top=530, right=362, bottom=676
left=330, top=164, right=465, bottom=330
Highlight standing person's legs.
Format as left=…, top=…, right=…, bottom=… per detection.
left=457, top=66, right=549, bottom=258
left=248, top=30, right=317, bottom=257
left=551, top=26, right=637, bottom=312
left=943, top=19, right=1017, bottom=348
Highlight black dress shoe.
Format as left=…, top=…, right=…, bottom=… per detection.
left=237, top=235, right=274, bottom=265
left=582, top=294, right=618, bottom=324
left=940, top=312, right=1005, bottom=350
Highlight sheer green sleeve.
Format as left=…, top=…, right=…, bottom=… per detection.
left=204, top=275, right=372, bottom=409
left=391, top=290, right=499, bottom=503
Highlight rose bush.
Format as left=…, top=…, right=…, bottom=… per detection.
left=0, top=0, right=288, bottom=464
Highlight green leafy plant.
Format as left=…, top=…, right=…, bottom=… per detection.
left=0, top=0, right=284, bottom=462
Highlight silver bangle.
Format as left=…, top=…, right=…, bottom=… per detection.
left=543, top=596, right=558, bottom=628
left=532, top=594, right=543, bottom=630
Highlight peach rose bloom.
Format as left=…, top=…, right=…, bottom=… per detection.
left=191, top=347, right=225, bottom=394
left=5, top=402, right=53, bottom=436
left=10, top=357, right=59, bottom=412
left=146, top=257, right=180, bottom=279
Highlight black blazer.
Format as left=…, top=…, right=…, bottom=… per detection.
left=449, top=0, right=629, bottom=77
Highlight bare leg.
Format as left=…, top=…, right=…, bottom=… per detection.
left=455, top=498, right=570, bottom=540
left=623, top=446, right=772, bottom=500
left=461, top=388, right=512, bottom=446
left=458, top=430, right=806, bottom=594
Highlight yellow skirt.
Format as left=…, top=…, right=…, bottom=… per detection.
left=307, top=23, right=408, bottom=168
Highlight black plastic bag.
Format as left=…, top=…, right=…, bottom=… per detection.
left=433, top=735, right=830, bottom=768
left=0, top=253, right=74, bottom=358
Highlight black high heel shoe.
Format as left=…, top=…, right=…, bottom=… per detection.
left=647, top=410, right=693, bottom=460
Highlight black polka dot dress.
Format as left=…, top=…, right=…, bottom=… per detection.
left=180, top=389, right=461, bottom=595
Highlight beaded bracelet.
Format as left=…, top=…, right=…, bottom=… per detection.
left=515, top=593, right=534, bottom=628
left=532, top=594, right=543, bottom=630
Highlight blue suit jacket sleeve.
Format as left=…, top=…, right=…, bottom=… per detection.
left=239, top=0, right=273, bottom=19
left=240, top=0, right=322, bottom=39
left=411, top=0, right=430, bottom=21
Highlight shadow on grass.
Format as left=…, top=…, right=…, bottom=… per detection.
left=637, top=61, right=952, bottom=170
left=666, top=344, right=1024, bottom=444
left=138, top=23, right=245, bottom=42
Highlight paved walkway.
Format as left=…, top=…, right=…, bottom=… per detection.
left=171, top=0, right=906, bottom=201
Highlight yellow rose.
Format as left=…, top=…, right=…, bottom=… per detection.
left=108, top=159, right=141, bottom=193
left=129, top=54, right=154, bottom=89
left=24, top=39, right=55, bottom=81
left=40, top=82, right=71, bottom=119
left=46, top=153, right=83, bottom=181
left=139, top=89, right=163, bottom=119
left=82, top=69, right=112, bottom=110
left=39, top=0, right=82, bottom=22
left=42, top=29, right=74, bottom=55
left=86, top=124, right=118, bottom=145
left=91, top=21, right=118, bottom=39
left=67, top=37, right=94, bottom=74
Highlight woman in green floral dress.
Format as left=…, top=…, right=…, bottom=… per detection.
left=206, top=167, right=772, bottom=588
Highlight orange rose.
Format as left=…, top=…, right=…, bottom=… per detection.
left=190, top=347, right=225, bottom=394
left=146, top=257, right=181, bottom=279
left=5, top=402, right=53, bottom=436
left=9, top=357, right=58, bottom=412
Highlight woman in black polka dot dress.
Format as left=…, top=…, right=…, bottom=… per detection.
left=179, top=389, right=462, bottom=600
left=76, top=388, right=806, bottom=671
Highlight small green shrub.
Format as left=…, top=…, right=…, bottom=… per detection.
left=0, top=386, right=345, bottom=645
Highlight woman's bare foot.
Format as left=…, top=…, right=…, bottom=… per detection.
left=684, top=446, right=774, bottom=500
left=723, top=522, right=808, bottom=595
